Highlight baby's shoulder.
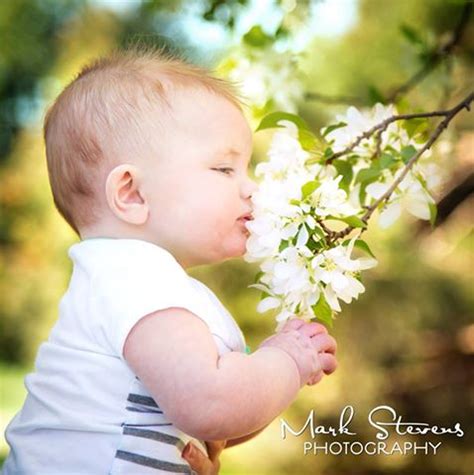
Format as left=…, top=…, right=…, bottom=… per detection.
left=187, top=277, right=222, bottom=305
left=70, top=238, right=186, bottom=279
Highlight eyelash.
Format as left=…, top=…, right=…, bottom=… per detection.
left=214, top=167, right=235, bottom=176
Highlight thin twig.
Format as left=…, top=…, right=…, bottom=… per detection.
left=304, top=92, right=364, bottom=106
left=327, top=91, right=474, bottom=242
left=362, top=92, right=473, bottom=221
left=305, top=3, right=472, bottom=107
left=370, top=129, right=383, bottom=160
left=325, top=104, right=469, bottom=164
left=316, top=218, right=335, bottom=239
left=387, top=3, right=472, bottom=103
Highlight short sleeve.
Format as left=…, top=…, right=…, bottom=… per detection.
left=89, top=250, right=218, bottom=359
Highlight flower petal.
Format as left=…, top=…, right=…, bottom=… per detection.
left=379, top=202, right=401, bottom=228
left=296, top=224, right=309, bottom=247
left=257, top=296, right=281, bottom=313
left=323, top=285, right=341, bottom=312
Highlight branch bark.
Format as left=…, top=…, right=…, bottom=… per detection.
left=323, top=91, right=473, bottom=243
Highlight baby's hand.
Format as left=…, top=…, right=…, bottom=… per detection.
left=257, top=318, right=337, bottom=387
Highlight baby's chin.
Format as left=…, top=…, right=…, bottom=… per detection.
left=230, top=241, right=250, bottom=261
left=215, top=239, right=249, bottom=263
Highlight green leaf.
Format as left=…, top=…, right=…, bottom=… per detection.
left=243, top=25, right=273, bottom=47
left=399, top=24, right=425, bottom=47
left=322, top=122, right=347, bottom=137
left=400, top=145, right=417, bottom=164
left=355, top=166, right=381, bottom=203
left=415, top=171, right=429, bottom=191
left=344, top=216, right=367, bottom=228
left=367, top=85, right=386, bottom=105
left=324, top=147, right=334, bottom=160
left=403, top=118, right=429, bottom=138
left=394, top=96, right=411, bottom=114
left=328, top=215, right=367, bottom=228
left=301, top=180, right=320, bottom=199
left=312, top=225, right=326, bottom=242
left=279, top=240, right=290, bottom=252
left=255, top=111, right=311, bottom=133
left=378, top=152, right=399, bottom=170
left=260, top=290, right=272, bottom=300
left=429, top=202, right=437, bottom=227
left=289, top=199, right=300, bottom=206
left=275, top=24, right=290, bottom=39
left=298, top=128, right=320, bottom=151
left=253, top=271, right=264, bottom=284
left=248, top=283, right=273, bottom=299
left=305, top=157, right=324, bottom=166
left=311, top=293, right=333, bottom=328
left=342, top=239, right=376, bottom=258
left=307, top=237, right=325, bottom=252
left=333, top=160, right=353, bottom=192
left=347, top=154, right=360, bottom=165
left=355, top=167, right=380, bottom=184
left=384, top=144, right=399, bottom=155
left=417, top=50, right=437, bottom=65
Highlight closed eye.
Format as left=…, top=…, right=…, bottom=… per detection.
left=213, top=167, right=235, bottom=175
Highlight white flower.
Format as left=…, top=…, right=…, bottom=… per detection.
left=256, top=120, right=310, bottom=180
left=253, top=245, right=322, bottom=328
left=242, top=100, right=439, bottom=328
left=324, top=103, right=415, bottom=156
left=366, top=170, right=435, bottom=228
left=223, top=46, right=304, bottom=113
left=244, top=213, right=283, bottom=262
left=263, top=246, right=314, bottom=296
left=310, top=238, right=377, bottom=311
left=257, top=296, right=281, bottom=313
left=310, top=175, right=358, bottom=217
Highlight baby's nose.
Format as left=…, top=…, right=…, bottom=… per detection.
left=243, top=176, right=258, bottom=198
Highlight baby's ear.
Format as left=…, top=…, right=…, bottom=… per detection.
left=105, top=164, right=149, bottom=225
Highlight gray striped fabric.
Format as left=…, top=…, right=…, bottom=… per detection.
left=110, top=378, right=208, bottom=474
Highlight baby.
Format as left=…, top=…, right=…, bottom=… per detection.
left=2, top=46, right=338, bottom=474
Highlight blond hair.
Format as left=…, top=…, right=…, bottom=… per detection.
left=43, top=44, right=247, bottom=235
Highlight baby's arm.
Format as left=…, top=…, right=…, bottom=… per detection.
left=124, top=307, right=335, bottom=441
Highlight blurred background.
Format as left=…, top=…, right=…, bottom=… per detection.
left=0, top=0, right=472, bottom=473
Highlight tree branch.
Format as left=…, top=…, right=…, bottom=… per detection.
left=416, top=172, right=474, bottom=231
left=325, top=92, right=474, bottom=243
left=324, top=94, right=472, bottom=164
left=305, top=3, right=472, bottom=107
left=304, top=91, right=364, bottom=106
left=387, top=3, right=472, bottom=103
left=362, top=92, right=473, bottom=220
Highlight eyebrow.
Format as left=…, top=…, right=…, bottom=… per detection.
left=218, top=148, right=252, bottom=166
left=219, top=148, right=240, bottom=157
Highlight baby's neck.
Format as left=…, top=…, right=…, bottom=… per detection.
left=79, top=219, right=150, bottom=244
left=79, top=222, right=195, bottom=270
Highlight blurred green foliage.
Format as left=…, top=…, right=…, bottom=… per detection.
left=0, top=0, right=473, bottom=473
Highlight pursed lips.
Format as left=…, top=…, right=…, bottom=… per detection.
left=238, top=212, right=254, bottom=222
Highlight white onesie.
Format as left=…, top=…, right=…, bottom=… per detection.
left=3, top=238, right=247, bottom=474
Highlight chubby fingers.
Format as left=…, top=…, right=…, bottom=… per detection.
left=305, top=353, right=338, bottom=386
left=280, top=317, right=306, bottom=333
left=306, top=372, right=323, bottom=386
left=310, top=333, right=337, bottom=355
left=319, top=352, right=338, bottom=375
left=297, top=322, right=328, bottom=339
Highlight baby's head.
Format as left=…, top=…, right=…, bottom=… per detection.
left=44, top=45, right=258, bottom=269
